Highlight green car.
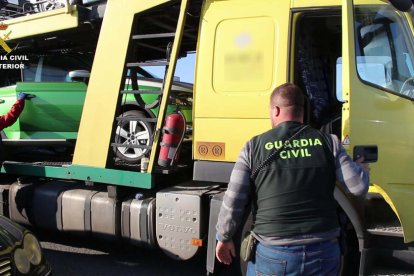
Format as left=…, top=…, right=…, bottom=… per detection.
left=0, top=53, right=193, bottom=163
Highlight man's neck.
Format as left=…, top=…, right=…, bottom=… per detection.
left=274, top=118, right=303, bottom=127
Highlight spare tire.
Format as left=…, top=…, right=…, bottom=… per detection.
left=114, top=110, right=153, bottom=163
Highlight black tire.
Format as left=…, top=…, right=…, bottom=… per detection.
left=339, top=212, right=360, bottom=276
left=114, top=110, right=153, bottom=163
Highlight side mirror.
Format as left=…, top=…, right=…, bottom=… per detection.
left=387, top=0, right=413, bottom=12
left=68, top=70, right=90, bottom=83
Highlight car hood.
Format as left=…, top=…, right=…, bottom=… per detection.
left=0, top=216, right=25, bottom=249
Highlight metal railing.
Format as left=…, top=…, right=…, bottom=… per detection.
left=0, top=0, right=71, bottom=20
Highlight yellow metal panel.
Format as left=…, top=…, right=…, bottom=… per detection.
left=73, top=0, right=169, bottom=167
left=369, top=185, right=399, bottom=217
left=288, top=13, right=300, bottom=83
left=194, top=0, right=290, bottom=120
left=346, top=83, right=414, bottom=242
left=292, top=0, right=340, bottom=8
left=291, top=0, right=381, bottom=9
left=349, top=78, right=414, bottom=241
left=340, top=0, right=354, bottom=145
left=194, top=118, right=270, bottom=162
left=194, top=0, right=290, bottom=162
left=353, top=0, right=384, bottom=4
left=1, top=6, right=78, bottom=40
left=213, top=17, right=275, bottom=93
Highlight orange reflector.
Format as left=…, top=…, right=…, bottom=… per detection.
left=191, top=239, right=203, bottom=247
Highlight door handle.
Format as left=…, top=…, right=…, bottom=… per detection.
left=353, top=145, right=378, bottom=163
left=0, top=99, right=4, bottom=104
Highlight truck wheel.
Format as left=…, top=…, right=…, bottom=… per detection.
left=114, top=110, right=153, bottom=163
left=339, top=216, right=360, bottom=276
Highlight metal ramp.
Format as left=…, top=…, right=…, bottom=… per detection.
left=0, top=2, right=78, bottom=42
left=0, top=1, right=94, bottom=20
left=0, top=0, right=106, bottom=45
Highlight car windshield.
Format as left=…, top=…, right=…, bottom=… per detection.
left=23, top=53, right=93, bottom=82
left=354, top=4, right=414, bottom=99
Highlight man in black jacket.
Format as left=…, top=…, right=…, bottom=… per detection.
left=216, top=83, right=369, bottom=276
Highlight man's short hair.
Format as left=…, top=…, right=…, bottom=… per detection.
left=270, top=83, right=304, bottom=117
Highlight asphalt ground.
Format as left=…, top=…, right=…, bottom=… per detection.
left=32, top=229, right=414, bottom=276
left=34, top=230, right=414, bottom=276
left=35, top=231, right=207, bottom=276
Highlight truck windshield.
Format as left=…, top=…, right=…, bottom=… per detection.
left=354, top=5, right=414, bottom=99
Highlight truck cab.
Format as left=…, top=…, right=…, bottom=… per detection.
left=1, top=0, right=414, bottom=274
left=195, top=1, right=414, bottom=273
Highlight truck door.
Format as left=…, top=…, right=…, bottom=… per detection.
left=342, top=0, right=414, bottom=242
left=194, top=0, right=291, bottom=162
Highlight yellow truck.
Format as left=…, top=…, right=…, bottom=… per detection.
left=1, top=0, right=414, bottom=274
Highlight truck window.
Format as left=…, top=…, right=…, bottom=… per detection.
left=212, top=17, right=275, bottom=93
left=354, top=5, right=414, bottom=99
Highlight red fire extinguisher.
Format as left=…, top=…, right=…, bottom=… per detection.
left=158, top=112, right=186, bottom=167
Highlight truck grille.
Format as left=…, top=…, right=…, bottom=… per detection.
left=0, top=257, right=12, bottom=276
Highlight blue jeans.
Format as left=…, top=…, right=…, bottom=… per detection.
left=247, top=239, right=340, bottom=276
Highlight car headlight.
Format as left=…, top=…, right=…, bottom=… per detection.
left=14, top=248, right=30, bottom=274
left=23, top=233, right=42, bottom=265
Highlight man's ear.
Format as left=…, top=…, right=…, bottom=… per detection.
left=274, top=106, right=281, bottom=117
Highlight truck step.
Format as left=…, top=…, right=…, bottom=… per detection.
left=360, top=248, right=414, bottom=275
left=146, top=18, right=198, bottom=40
left=369, top=267, right=414, bottom=275
left=367, top=226, right=404, bottom=237
left=127, top=61, right=169, bottom=68
left=2, top=161, right=72, bottom=167
left=132, top=33, right=176, bottom=40
left=35, top=161, right=72, bottom=167
left=120, top=90, right=162, bottom=95
left=133, top=42, right=166, bottom=53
